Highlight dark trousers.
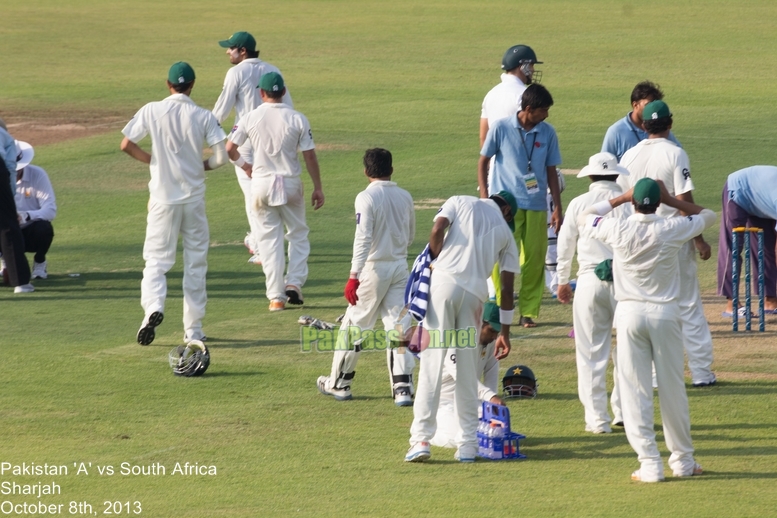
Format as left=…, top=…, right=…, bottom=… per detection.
left=0, top=161, right=31, bottom=287
left=717, top=181, right=777, bottom=299
left=22, top=220, right=54, bottom=263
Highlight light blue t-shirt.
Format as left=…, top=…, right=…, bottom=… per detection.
left=601, top=112, right=681, bottom=161
left=728, top=166, right=777, bottom=220
left=481, top=115, right=562, bottom=212
left=0, top=128, right=16, bottom=193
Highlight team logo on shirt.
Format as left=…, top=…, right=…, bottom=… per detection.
left=534, top=141, right=541, bottom=148
left=232, top=125, right=239, bottom=133
left=592, top=216, right=603, bottom=227
left=356, top=213, right=361, bottom=224
left=682, top=168, right=691, bottom=180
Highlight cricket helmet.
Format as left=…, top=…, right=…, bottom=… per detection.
left=169, top=340, right=210, bottom=377
left=503, top=364, right=538, bottom=398
left=502, top=45, right=543, bottom=84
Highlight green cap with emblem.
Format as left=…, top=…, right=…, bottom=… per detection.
left=483, top=301, right=501, bottom=332
left=168, top=62, right=195, bottom=85
left=642, top=100, right=672, bottom=121
left=218, top=31, right=256, bottom=52
left=493, top=190, right=518, bottom=232
left=633, top=177, right=661, bottom=205
left=259, top=72, right=285, bottom=92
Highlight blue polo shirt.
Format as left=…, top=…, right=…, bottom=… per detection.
left=601, top=112, right=681, bottom=161
left=728, top=166, right=777, bottom=220
left=481, top=115, right=562, bottom=211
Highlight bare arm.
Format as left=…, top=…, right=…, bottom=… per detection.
left=547, top=166, right=563, bottom=233
left=477, top=155, right=490, bottom=198
left=120, top=137, right=151, bottom=165
left=302, top=149, right=324, bottom=210
left=479, top=118, right=490, bottom=148
left=494, top=269, right=514, bottom=360
left=428, top=217, right=450, bottom=259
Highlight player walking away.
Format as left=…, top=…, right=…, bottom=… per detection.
left=0, top=119, right=33, bottom=293
left=478, top=84, right=563, bottom=328
left=213, top=31, right=293, bottom=265
left=601, top=81, right=681, bottom=161
left=580, top=178, right=715, bottom=482
left=226, top=72, right=323, bottom=312
left=717, top=166, right=777, bottom=315
left=431, top=301, right=505, bottom=449
left=557, top=152, right=631, bottom=433
left=317, top=148, right=417, bottom=405
left=406, top=192, right=518, bottom=463
left=121, top=62, right=228, bottom=346
left=479, top=44, right=542, bottom=148
left=617, top=100, right=716, bottom=388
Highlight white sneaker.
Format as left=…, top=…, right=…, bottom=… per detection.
left=404, top=442, right=431, bottom=462
left=454, top=449, right=476, bottom=463
left=393, top=386, right=413, bottom=407
left=317, top=376, right=352, bottom=401
left=14, top=283, right=35, bottom=294
left=631, top=467, right=664, bottom=483
left=244, top=233, right=255, bottom=254
left=31, top=261, right=47, bottom=279
left=673, top=462, right=703, bottom=477
left=247, top=253, right=262, bottom=265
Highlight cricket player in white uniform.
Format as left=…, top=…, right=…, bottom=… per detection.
left=121, top=62, right=228, bottom=345
left=213, top=31, right=293, bottom=264
left=581, top=178, right=715, bottom=482
left=226, top=72, right=323, bottom=311
left=316, top=148, right=417, bottom=405
left=557, top=152, right=630, bottom=433
left=431, top=301, right=504, bottom=448
left=618, top=100, right=716, bottom=387
left=406, top=192, right=518, bottom=463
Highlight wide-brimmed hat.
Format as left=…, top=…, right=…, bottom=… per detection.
left=15, top=140, right=34, bottom=171
left=577, top=152, right=630, bottom=178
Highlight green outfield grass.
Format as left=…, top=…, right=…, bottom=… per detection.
left=2, top=1, right=777, bottom=516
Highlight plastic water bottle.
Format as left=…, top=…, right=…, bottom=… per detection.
left=488, top=422, right=504, bottom=459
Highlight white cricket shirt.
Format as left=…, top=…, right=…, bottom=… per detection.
left=15, top=164, right=57, bottom=228
left=432, top=196, right=519, bottom=301
left=618, top=138, right=694, bottom=218
left=122, top=94, right=227, bottom=204
left=480, top=74, right=527, bottom=127
left=229, top=103, right=314, bottom=178
left=351, top=180, right=415, bottom=273
left=212, top=58, right=293, bottom=125
left=583, top=209, right=716, bottom=304
left=556, top=181, right=631, bottom=284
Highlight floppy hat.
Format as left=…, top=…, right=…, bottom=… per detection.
left=15, top=140, right=34, bottom=171
left=577, top=152, right=630, bottom=178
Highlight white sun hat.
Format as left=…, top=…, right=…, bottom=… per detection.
left=14, top=140, right=34, bottom=171
left=577, top=152, right=630, bottom=178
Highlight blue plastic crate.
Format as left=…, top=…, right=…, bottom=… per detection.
left=477, top=402, right=527, bottom=460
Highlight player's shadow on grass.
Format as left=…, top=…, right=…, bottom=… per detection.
left=208, top=337, right=291, bottom=348
left=532, top=392, right=578, bottom=401
left=686, top=382, right=777, bottom=396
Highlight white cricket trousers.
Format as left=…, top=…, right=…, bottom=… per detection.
left=678, top=241, right=715, bottom=383
left=410, top=279, right=482, bottom=456
left=234, top=142, right=261, bottom=253
left=327, top=260, right=416, bottom=391
left=615, top=300, right=696, bottom=480
left=573, top=272, right=621, bottom=431
left=141, top=198, right=208, bottom=339
left=251, top=175, right=309, bottom=301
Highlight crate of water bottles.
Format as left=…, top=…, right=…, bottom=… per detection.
left=477, top=401, right=526, bottom=460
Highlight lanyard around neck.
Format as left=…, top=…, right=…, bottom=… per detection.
left=517, top=126, right=537, bottom=173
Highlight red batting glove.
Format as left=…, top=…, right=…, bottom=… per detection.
left=344, top=278, right=360, bottom=305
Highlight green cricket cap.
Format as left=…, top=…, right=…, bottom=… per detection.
left=642, top=100, right=672, bottom=121
left=483, top=301, right=501, bottom=332
left=633, top=177, right=660, bottom=205
left=168, top=62, right=195, bottom=85
left=259, top=72, right=285, bottom=93
left=494, top=190, right=518, bottom=232
left=218, top=31, right=256, bottom=52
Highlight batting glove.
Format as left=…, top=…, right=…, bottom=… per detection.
left=344, top=278, right=360, bottom=305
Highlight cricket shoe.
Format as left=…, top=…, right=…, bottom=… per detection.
left=630, top=468, right=664, bottom=483
left=269, top=299, right=286, bottom=312
left=285, top=285, right=304, bottom=305
left=454, top=449, right=476, bottom=463
left=137, top=311, right=164, bottom=346
left=244, top=233, right=255, bottom=254
left=317, top=376, right=352, bottom=401
left=692, top=373, right=717, bottom=388
left=404, top=442, right=431, bottom=462
left=247, top=254, right=262, bottom=265
left=673, top=462, right=703, bottom=477
left=14, top=283, right=34, bottom=294
left=393, top=386, right=413, bottom=407
left=31, top=260, right=47, bottom=279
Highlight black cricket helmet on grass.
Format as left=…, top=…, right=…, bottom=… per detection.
left=168, top=340, right=210, bottom=377
left=503, top=365, right=538, bottom=398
